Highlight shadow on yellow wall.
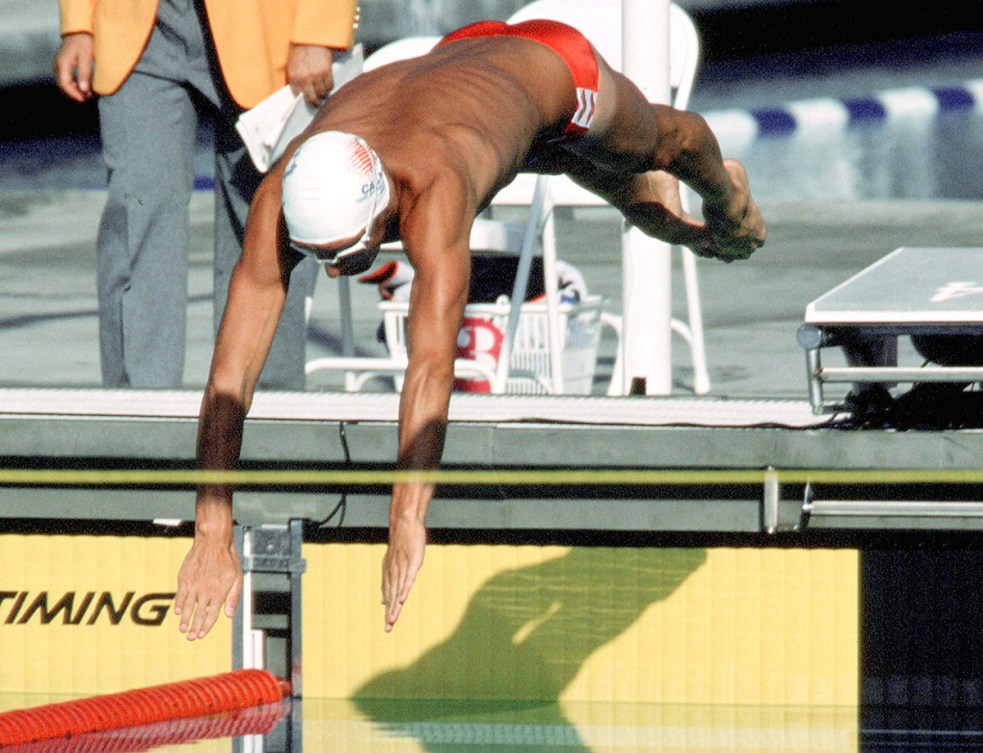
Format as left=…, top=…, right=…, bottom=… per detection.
left=352, top=547, right=707, bottom=747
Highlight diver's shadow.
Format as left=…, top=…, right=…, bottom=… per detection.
left=354, top=546, right=707, bottom=752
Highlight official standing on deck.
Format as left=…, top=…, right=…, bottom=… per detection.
left=53, top=0, right=358, bottom=388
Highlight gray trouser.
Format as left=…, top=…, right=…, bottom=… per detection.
left=97, top=0, right=317, bottom=389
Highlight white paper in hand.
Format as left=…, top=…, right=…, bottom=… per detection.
left=236, top=44, right=365, bottom=173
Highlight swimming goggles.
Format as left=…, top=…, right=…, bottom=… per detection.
left=288, top=228, right=377, bottom=276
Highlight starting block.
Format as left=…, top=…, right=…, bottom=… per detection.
left=798, top=247, right=983, bottom=416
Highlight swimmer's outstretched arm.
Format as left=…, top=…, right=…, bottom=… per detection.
left=380, top=182, right=472, bottom=633
left=175, top=177, right=293, bottom=640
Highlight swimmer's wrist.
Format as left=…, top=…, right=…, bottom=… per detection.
left=193, top=518, right=233, bottom=544
left=193, top=497, right=234, bottom=540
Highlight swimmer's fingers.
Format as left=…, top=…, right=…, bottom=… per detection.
left=224, top=571, right=243, bottom=619
left=381, top=518, right=426, bottom=632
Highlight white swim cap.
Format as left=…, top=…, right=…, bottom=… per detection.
left=281, top=131, right=391, bottom=245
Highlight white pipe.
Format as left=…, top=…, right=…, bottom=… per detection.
left=621, top=0, right=673, bottom=395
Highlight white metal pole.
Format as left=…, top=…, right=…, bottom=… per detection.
left=621, top=0, right=673, bottom=395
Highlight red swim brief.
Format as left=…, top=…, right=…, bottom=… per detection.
left=437, top=19, right=599, bottom=137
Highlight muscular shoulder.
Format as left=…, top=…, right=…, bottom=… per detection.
left=392, top=161, right=475, bottom=250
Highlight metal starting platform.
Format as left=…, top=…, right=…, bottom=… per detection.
left=1, top=386, right=982, bottom=691
left=799, top=247, right=983, bottom=415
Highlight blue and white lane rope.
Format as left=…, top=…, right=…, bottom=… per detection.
left=704, top=78, right=983, bottom=147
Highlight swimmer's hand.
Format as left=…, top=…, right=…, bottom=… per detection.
left=381, top=516, right=426, bottom=632
left=174, top=533, right=242, bottom=641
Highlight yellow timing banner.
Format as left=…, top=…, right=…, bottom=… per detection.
left=1, top=537, right=859, bottom=711
left=0, top=535, right=230, bottom=696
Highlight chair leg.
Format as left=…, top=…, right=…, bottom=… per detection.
left=680, top=247, right=711, bottom=394
left=601, top=311, right=625, bottom=396
left=542, top=210, right=565, bottom=394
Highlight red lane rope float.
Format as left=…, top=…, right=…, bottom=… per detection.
left=0, top=670, right=290, bottom=746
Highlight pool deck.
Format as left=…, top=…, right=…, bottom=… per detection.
left=3, top=190, right=982, bottom=400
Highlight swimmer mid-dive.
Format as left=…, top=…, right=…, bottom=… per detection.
left=174, top=18, right=767, bottom=639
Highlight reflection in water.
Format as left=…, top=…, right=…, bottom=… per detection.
left=2, top=701, right=287, bottom=753
left=353, top=547, right=708, bottom=752
left=282, top=697, right=861, bottom=753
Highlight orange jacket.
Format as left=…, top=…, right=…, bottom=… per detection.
left=58, top=0, right=358, bottom=108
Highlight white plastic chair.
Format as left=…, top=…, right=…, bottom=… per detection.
left=497, top=1, right=711, bottom=396
left=304, top=207, right=544, bottom=392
